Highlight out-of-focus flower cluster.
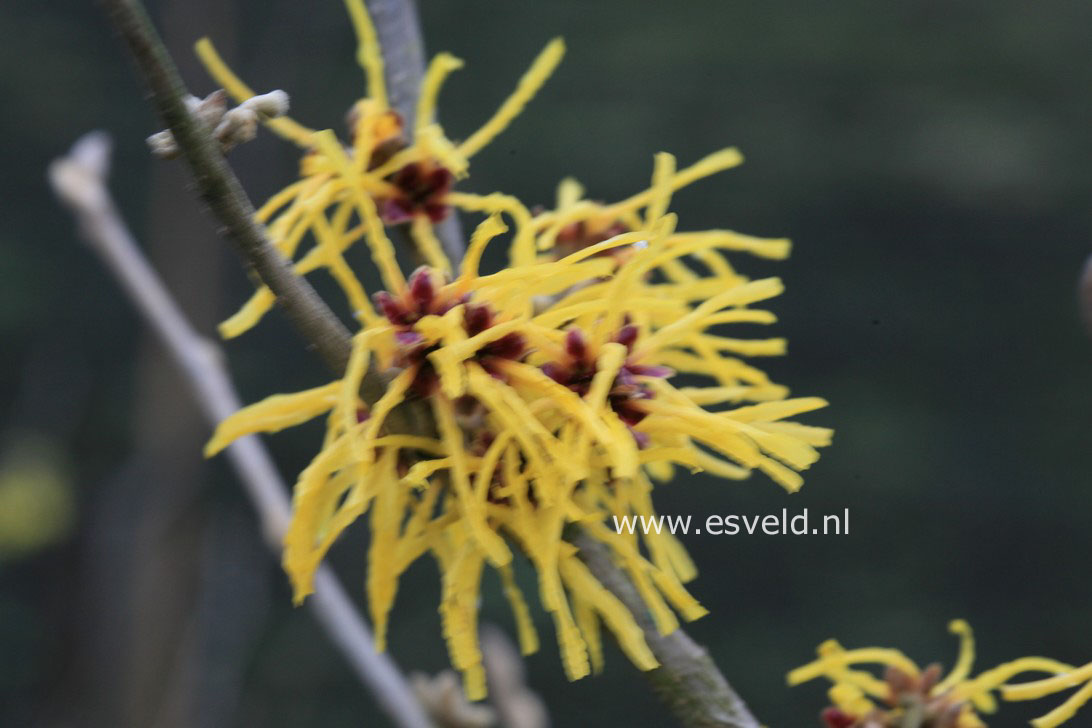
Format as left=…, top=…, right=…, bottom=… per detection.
left=202, top=0, right=830, bottom=697
left=790, top=620, right=1092, bottom=728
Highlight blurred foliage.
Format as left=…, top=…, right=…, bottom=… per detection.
left=0, top=435, right=74, bottom=560
left=1, top=0, right=1090, bottom=726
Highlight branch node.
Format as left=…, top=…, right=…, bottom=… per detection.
left=147, top=89, right=290, bottom=159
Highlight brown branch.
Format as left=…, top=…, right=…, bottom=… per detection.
left=49, top=131, right=435, bottom=728
left=572, top=530, right=761, bottom=728
left=100, top=0, right=354, bottom=374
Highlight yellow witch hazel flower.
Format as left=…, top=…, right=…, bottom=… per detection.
left=196, top=0, right=562, bottom=338
left=202, top=0, right=831, bottom=699
left=789, top=620, right=1092, bottom=728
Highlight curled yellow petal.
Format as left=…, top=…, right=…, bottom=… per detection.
left=205, top=382, right=341, bottom=457
left=458, top=37, right=565, bottom=159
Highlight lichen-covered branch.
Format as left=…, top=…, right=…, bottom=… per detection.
left=572, top=530, right=761, bottom=728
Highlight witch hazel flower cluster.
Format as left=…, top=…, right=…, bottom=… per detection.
left=202, top=0, right=831, bottom=699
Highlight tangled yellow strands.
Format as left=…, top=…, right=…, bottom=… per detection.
left=195, top=0, right=564, bottom=339
left=199, top=0, right=832, bottom=700
left=205, top=155, right=829, bottom=694
left=1001, top=662, right=1092, bottom=728
left=789, top=620, right=1091, bottom=727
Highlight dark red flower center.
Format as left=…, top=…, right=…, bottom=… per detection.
left=343, top=108, right=454, bottom=225
left=373, top=267, right=526, bottom=396
left=821, top=707, right=857, bottom=728
left=540, top=324, right=672, bottom=446
left=379, top=162, right=454, bottom=224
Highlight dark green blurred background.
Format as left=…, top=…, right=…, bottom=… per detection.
left=2, top=1, right=1090, bottom=726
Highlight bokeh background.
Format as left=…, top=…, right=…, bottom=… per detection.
left=2, top=0, right=1090, bottom=726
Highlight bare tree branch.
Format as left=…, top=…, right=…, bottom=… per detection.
left=50, top=131, right=435, bottom=728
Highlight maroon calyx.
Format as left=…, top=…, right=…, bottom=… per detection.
left=541, top=325, right=672, bottom=446
left=820, top=708, right=856, bottom=728
left=373, top=268, right=527, bottom=397
left=379, top=161, right=454, bottom=224
left=339, top=108, right=454, bottom=224
left=374, top=267, right=462, bottom=328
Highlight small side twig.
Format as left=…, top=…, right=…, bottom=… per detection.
left=100, top=0, right=356, bottom=376
left=50, top=131, right=435, bottom=728
left=147, top=89, right=290, bottom=159
left=572, top=530, right=761, bottom=728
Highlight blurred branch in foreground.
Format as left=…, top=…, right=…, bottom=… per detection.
left=49, top=131, right=434, bottom=728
